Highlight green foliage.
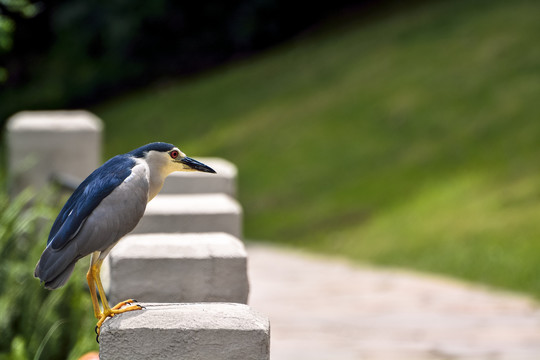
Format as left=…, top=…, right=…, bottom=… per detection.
left=0, top=186, right=97, bottom=360
left=0, top=0, right=40, bottom=83
left=95, top=0, right=540, bottom=297
left=0, top=0, right=39, bottom=52
left=0, top=14, right=14, bottom=52
left=0, top=0, right=358, bottom=123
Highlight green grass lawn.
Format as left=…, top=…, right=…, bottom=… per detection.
left=95, top=0, right=540, bottom=297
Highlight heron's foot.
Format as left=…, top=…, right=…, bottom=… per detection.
left=111, top=298, right=139, bottom=311
left=94, top=300, right=144, bottom=342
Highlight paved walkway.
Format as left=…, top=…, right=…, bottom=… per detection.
left=247, top=244, right=540, bottom=360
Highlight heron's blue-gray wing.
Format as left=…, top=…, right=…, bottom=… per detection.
left=47, top=155, right=135, bottom=251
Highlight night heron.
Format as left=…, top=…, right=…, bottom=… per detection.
left=34, top=142, right=216, bottom=337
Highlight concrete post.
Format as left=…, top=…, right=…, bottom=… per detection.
left=106, top=232, right=249, bottom=304
left=99, top=303, right=270, bottom=360
left=6, top=110, right=103, bottom=195
left=132, top=194, right=243, bottom=238
left=161, top=157, right=237, bottom=198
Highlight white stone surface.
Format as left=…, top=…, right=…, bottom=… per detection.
left=161, top=157, right=237, bottom=197
left=107, top=233, right=249, bottom=304
left=99, top=303, right=270, bottom=360
left=6, top=110, right=102, bottom=194
left=247, top=244, right=540, bottom=360
left=132, top=194, right=242, bottom=238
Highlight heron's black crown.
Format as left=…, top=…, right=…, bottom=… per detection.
left=128, top=142, right=175, bottom=158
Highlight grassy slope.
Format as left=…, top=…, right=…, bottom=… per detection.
left=95, top=0, right=540, bottom=296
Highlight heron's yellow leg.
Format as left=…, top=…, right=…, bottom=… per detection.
left=92, top=257, right=143, bottom=336
left=86, top=255, right=102, bottom=320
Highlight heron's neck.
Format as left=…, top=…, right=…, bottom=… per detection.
left=147, top=165, right=172, bottom=201
left=143, top=156, right=173, bottom=201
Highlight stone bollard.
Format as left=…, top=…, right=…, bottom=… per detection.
left=161, top=157, right=237, bottom=198
left=106, top=232, right=249, bottom=304
left=5, top=110, right=103, bottom=195
left=99, top=303, right=270, bottom=360
left=132, top=194, right=243, bottom=238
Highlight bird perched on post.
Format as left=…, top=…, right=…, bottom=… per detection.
left=34, top=142, right=216, bottom=338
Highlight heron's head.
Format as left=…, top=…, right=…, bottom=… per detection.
left=130, top=142, right=216, bottom=176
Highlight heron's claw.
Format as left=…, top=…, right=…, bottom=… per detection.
left=111, top=298, right=137, bottom=310
left=94, top=299, right=144, bottom=342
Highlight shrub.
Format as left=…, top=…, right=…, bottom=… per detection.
left=0, top=185, right=97, bottom=360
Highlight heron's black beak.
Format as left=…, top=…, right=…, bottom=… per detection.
left=180, top=156, right=216, bottom=173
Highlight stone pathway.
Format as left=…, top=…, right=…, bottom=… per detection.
left=247, top=244, right=540, bottom=360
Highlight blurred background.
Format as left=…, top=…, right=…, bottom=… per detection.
left=1, top=0, right=540, bottom=358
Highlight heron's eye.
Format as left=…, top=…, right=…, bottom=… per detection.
left=170, top=150, right=179, bottom=159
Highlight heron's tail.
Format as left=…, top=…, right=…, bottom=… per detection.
left=34, top=243, right=81, bottom=290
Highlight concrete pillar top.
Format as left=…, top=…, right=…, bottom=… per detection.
left=102, top=303, right=268, bottom=331
left=105, top=232, right=249, bottom=303
left=99, top=303, right=270, bottom=360
left=112, top=232, right=247, bottom=259
left=161, top=157, right=238, bottom=197
left=7, top=110, right=103, bottom=132
left=6, top=110, right=103, bottom=195
left=146, top=193, right=242, bottom=214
